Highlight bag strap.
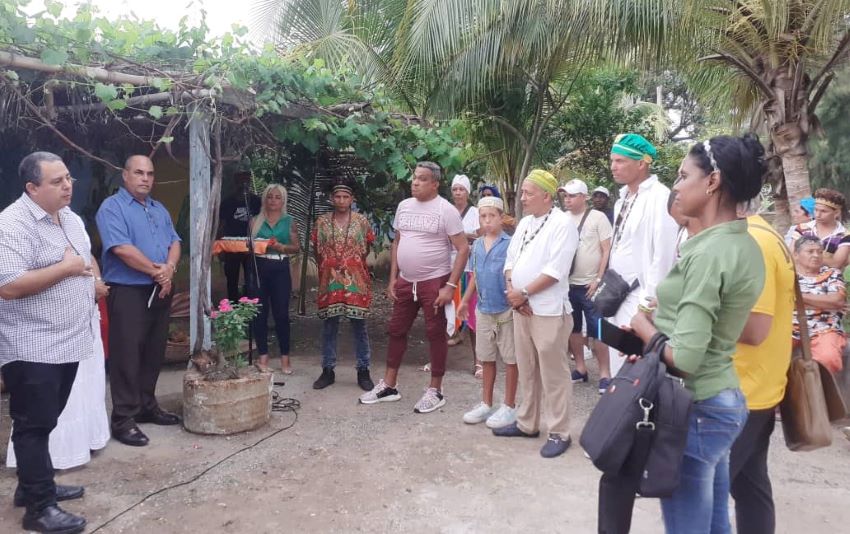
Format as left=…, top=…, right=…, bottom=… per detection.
left=569, top=209, right=593, bottom=275
left=749, top=222, right=814, bottom=363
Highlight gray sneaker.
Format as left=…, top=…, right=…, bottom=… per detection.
left=358, top=379, right=401, bottom=404
left=413, top=387, right=446, bottom=414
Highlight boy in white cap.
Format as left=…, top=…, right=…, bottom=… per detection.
left=559, top=179, right=614, bottom=393
left=457, top=196, right=518, bottom=428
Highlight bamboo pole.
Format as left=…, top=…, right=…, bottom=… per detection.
left=0, top=50, right=176, bottom=86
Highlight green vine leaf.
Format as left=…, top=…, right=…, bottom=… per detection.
left=94, top=82, right=118, bottom=102
left=148, top=105, right=163, bottom=119
left=107, top=99, right=127, bottom=111
left=39, top=48, right=67, bottom=66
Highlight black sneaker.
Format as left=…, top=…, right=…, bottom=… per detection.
left=357, top=368, right=374, bottom=392
left=571, top=370, right=589, bottom=383
left=312, top=368, right=335, bottom=390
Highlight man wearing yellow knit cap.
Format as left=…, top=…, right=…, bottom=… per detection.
left=495, top=169, right=579, bottom=458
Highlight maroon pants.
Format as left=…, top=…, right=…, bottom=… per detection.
left=386, top=274, right=450, bottom=377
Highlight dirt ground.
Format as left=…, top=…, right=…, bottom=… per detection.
left=1, top=283, right=850, bottom=534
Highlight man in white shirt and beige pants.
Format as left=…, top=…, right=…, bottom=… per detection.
left=494, top=169, right=579, bottom=459
left=606, top=134, right=679, bottom=377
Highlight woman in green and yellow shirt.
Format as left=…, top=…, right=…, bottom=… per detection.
left=630, top=135, right=767, bottom=533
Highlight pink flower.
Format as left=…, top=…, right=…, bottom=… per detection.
left=219, top=302, right=233, bottom=312
left=249, top=298, right=259, bottom=304
left=210, top=311, right=219, bottom=319
left=239, top=296, right=250, bottom=303
left=219, top=298, right=231, bottom=307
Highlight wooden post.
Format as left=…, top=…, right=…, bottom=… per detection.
left=189, top=107, right=212, bottom=351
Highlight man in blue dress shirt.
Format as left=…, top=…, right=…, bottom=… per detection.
left=96, top=155, right=181, bottom=447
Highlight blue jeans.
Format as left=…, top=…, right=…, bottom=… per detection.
left=568, top=284, right=601, bottom=338
left=661, top=388, right=748, bottom=534
left=321, top=316, right=371, bottom=370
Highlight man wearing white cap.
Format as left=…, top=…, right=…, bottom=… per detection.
left=446, top=174, right=482, bottom=375
left=591, top=186, right=614, bottom=224
left=558, top=179, right=614, bottom=393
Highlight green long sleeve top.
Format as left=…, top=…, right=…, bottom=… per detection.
left=653, top=219, right=765, bottom=400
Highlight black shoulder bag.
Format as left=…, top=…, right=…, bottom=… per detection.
left=591, top=199, right=639, bottom=317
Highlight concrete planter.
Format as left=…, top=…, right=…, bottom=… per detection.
left=183, top=368, right=273, bottom=435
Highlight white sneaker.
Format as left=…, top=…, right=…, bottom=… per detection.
left=485, top=404, right=517, bottom=429
left=413, top=387, right=446, bottom=413
left=463, top=402, right=496, bottom=424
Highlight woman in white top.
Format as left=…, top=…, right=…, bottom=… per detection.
left=446, top=174, right=482, bottom=376
left=6, top=214, right=110, bottom=470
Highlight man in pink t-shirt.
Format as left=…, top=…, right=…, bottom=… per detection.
left=359, top=161, right=469, bottom=413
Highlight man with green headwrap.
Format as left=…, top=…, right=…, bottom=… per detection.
left=602, top=134, right=678, bottom=378
left=494, top=169, right=579, bottom=459
left=597, top=134, right=678, bottom=532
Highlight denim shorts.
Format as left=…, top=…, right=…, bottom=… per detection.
left=568, top=284, right=600, bottom=338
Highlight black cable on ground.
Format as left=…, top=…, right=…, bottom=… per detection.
left=90, top=390, right=300, bottom=533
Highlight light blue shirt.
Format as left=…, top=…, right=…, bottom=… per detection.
left=96, top=187, right=180, bottom=285
left=471, top=232, right=511, bottom=314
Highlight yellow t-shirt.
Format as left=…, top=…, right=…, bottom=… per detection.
left=734, top=216, right=795, bottom=410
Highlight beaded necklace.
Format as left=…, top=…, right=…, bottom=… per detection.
left=612, top=191, right=638, bottom=250
left=518, top=207, right=553, bottom=257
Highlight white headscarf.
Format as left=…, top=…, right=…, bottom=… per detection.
left=451, top=174, right=471, bottom=194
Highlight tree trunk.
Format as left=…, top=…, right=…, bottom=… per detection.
left=770, top=121, right=811, bottom=234
left=514, top=86, right=548, bottom=217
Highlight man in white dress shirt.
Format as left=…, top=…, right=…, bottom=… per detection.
left=494, top=169, right=579, bottom=459
left=605, top=134, right=679, bottom=376
left=0, top=152, right=91, bottom=533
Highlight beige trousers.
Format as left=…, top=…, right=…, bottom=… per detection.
left=513, top=312, right=573, bottom=437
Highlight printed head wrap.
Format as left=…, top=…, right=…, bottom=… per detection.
left=331, top=184, right=354, bottom=195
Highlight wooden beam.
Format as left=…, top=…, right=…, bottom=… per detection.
left=0, top=50, right=174, bottom=86
left=189, top=106, right=212, bottom=352
left=42, top=89, right=215, bottom=115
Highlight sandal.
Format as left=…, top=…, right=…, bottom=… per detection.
left=474, top=364, right=483, bottom=379
left=419, top=363, right=431, bottom=372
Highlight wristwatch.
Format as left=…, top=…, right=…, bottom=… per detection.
left=521, top=288, right=530, bottom=299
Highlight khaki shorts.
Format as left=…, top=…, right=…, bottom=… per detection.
left=475, top=309, right=516, bottom=364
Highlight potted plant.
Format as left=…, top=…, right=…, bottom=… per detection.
left=183, top=297, right=274, bottom=435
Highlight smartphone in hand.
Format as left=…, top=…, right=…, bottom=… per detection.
left=597, top=319, right=644, bottom=356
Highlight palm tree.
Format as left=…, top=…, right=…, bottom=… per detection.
left=256, top=0, right=612, bottom=215
left=583, top=0, right=850, bottom=229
